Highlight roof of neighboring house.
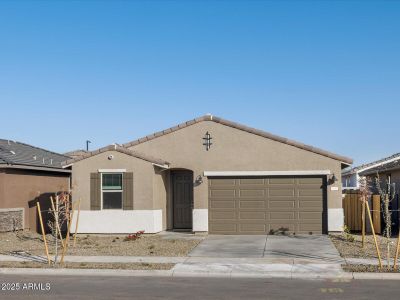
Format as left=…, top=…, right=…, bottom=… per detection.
left=63, top=149, right=88, bottom=159
left=61, top=144, right=169, bottom=167
left=342, top=152, right=400, bottom=176
left=123, top=114, right=353, bottom=165
left=0, top=139, right=70, bottom=171
left=359, top=158, right=400, bottom=176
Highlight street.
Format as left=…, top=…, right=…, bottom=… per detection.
left=0, top=275, right=398, bottom=300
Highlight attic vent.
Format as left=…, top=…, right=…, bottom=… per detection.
left=42, top=158, right=45, bottom=164
left=10, top=151, right=15, bottom=155
left=33, top=156, right=37, bottom=160
left=50, top=159, right=53, bottom=165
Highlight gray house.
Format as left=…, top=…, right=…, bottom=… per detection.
left=63, top=115, right=352, bottom=235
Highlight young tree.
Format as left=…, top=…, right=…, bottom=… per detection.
left=47, top=192, right=71, bottom=265
left=374, top=173, right=397, bottom=269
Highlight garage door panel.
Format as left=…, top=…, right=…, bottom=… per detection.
left=299, top=200, right=322, bottom=209
left=209, top=176, right=325, bottom=234
left=210, top=200, right=236, bottom=209
left=239, top=200, right=266, bottom=209
left=210, top=210, right=237, bottom=220
left=239, top=178, right=265, bottom=185
left=209, top=189, right=236, bottom=198
left=239, top=211, right=266, bottom=220
left=269, top=200, right=296, bottom=209
left=209, top=223, right=237, bottom=233
left=239, top=189, right=265, bottom=198
left=298, top=178, right=323, bottom=184
left=209, top=179, right=236, bottom=186
left=269, top=178, right=295, bottom=184
left=270, top=212, right=295, bottom=220
left=269, top=188, right=295, bottom=197
left=239, top=223, right=266, bottom=233
left=298, top=189, right=323, bottom=197
left=298, top=212, right=322, bottom=220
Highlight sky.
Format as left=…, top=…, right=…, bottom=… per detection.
left=0, top=0, right=399, bottom=166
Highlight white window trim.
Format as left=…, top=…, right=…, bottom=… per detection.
left=101, top=172, right=124, bottom=210
left=98, top=169, right=126, bottom=173
left=203, top=170, right=331, bottom=177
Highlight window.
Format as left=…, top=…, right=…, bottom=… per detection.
left=102, top=173, right=123, bottom=209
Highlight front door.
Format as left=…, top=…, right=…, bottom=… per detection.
left=172, top=171, right=193, bottom=230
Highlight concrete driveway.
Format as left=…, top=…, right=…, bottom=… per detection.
left=189, top=235, right=343, bottom=263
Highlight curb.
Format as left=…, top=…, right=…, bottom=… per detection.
left=0, top=268, right=173, bottom=277
left=1, top=267, right=400, bottom=280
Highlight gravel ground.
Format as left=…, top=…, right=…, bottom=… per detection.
left=0, top=231, right=200, bottom=257
left=330, top=233, right=399, bottom=259
left=342, top=264, right=400, bottom=273
left=0, top=261, right=174, bottom=270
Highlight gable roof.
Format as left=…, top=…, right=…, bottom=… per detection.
left=63, top=149, right=88, bottom=159
left=123, top=114, right=353, bottom=165
left=342, top=152, right=400, bottom=176
left=0, top=139, right=70, bottom=170
left=359, top=158, right=400, bottom=176
left=61, top=144, right=169, bottom=167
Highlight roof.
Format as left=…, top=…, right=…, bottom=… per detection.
left=359, top=158, right=400, bottom=176
left=64, top=149, right=88, bottom=159
left=61, top=144, right=169, bottom=167
left=342, top=152, right=400, bottom=176
left=0, top=139, right=70, bottom=170
left=123, top=114, right=353, bottom=165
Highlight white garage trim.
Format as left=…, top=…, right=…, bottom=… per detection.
left=193, top=209, right=208, bottom=232
left=70, top=210, right=162, bottom=234
left=203, top=170, right=331, bottom=177
left=328, top=208, right=344, bottom=232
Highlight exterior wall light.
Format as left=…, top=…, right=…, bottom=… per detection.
left=195, top=175, right=203, bottom=185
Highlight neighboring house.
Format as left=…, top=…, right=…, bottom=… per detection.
left=359, top=158, right=400, bottom=189
left=64, top=115, right=352, bottom=235
left=0, top=140, right=70, bottom=232
left=64, top=149, right=88, bottom=159
left=342, top=153, right=400, bottom=189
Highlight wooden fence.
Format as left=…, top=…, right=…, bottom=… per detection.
left=342, top=191, right=381, bottom=233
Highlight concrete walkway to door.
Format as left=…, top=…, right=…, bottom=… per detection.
left=189, top=235, right=344, bottom=263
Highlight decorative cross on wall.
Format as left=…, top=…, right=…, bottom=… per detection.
left=203, top=131, right=212, bottom=151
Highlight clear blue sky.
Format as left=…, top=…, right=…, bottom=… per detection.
left=0, top=1, right=399, bottom=166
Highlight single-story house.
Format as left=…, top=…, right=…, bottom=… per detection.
left=0, top=139, right=70, bottom=232
left=64, top=114, right=353, bottom=235
left=342, top=153, right=400, bottom=189
left=359, top=158, right=400, bottom=189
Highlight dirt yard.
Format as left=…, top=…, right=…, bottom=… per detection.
left=342, top=264, right=400, bottom=273
left=0, top=231, right=201, bottom=257
left=330, top=233, right=399, bottom=259
left=0, top=261, right=174, bottom=270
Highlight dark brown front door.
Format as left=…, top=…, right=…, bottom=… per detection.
left=172, top=171, right=193, bottom=230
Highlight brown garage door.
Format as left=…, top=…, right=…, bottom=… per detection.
left=208, top=177, right=326, bottom=234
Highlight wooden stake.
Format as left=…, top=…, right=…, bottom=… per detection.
left=50, top=196, right=65, bottom=249
left=37, top=202, right=51, bottom=265
left=73, top=199, right=81, bottom=248
left=366, top=200, right=383, bottom=269
left=60, top=203, right=75, bottom=265
left=361, top=197, right=366, bottom=248
left=394, top=229, right=400, bottom=270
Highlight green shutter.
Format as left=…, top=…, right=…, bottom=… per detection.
left=90, top=173, right=101, bottom=210
left=123, top=172, right=134, bottom=210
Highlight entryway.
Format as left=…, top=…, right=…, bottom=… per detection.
left=172, top=170, right=193, bottom=230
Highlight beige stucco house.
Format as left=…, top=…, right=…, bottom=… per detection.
left=64, top=115, right=352, bottom=235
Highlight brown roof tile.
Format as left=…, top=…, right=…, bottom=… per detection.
left=122, top=114, right=353, bottom=165
left=62, top=144, right=169, bottom=167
